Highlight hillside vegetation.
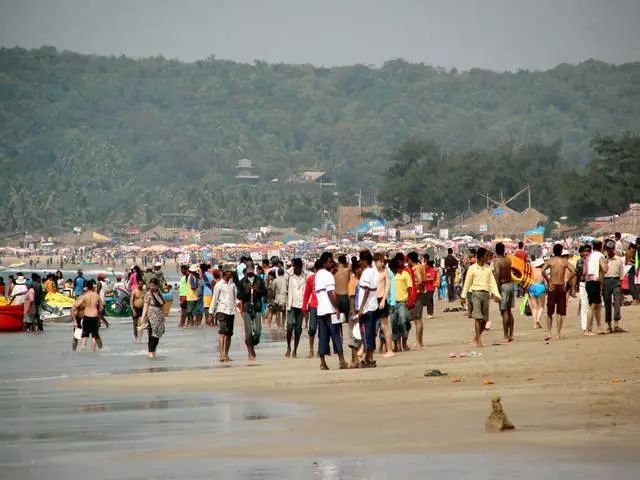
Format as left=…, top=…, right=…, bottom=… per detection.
left=1, top=46, right=639, bottom=232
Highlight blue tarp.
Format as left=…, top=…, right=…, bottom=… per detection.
left=492, top=208, right=504, bottom=215
left=524, top=226, right=545, bottom=235
left=349, top=219, right=386, bottom=234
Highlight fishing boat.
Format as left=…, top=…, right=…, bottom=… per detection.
left=0, top=304, right=23, bottom=332
left=8, top=262, right=25, bottom=269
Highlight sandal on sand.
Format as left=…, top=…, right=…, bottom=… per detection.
left=459, top=352, right=468, bottom=358
left=424, top=369, right=448, bottom=377
left=448, top=352, right=457, bottom=358
left=613, top=327, right=628, bottom=333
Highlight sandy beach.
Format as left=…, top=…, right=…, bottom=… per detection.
left=67, top=297, right=640, bottom=462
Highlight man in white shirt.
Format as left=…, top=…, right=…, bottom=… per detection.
left=584, top=240, right=608, bottom=335
left=314, top=252, right=348, bottom=371
left=210, top=265, right=238, bottom=362
left=356, top=250, right=380, bottom=367
left=603, top=239, right=627, bottom=333
left=285, top=258, right=307, bottom=359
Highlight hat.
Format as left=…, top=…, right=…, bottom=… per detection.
left=531, top=259, right=544, bottom=268
left=189, top=264, right=199, bottom=273
left=97, top=273, right=105, bottom=279
left=15, top=275, right=26, bottom=285
left=154, top=262, right=162, bottom=267
left=222, top=264, right=235, bottom=273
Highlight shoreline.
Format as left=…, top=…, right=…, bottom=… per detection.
left=64, top=298, right=640, bottom=460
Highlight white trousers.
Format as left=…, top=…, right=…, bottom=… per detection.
left=578, top=282, right=588, bottom=331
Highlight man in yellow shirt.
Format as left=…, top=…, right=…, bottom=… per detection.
left=461, top=248, right=501, bottom=347
left=391, top=258, right=413, bottom=352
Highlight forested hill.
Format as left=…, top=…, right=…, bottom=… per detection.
left=2, top=46, right=640, bottom=232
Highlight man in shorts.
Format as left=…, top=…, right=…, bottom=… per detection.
left=584, top=240, right=608, bottom=335
left=130, top=281, right=145, bottom=342
left=541, top=244, right=576, bottom=340
left=407, top=252, right=425, bottom=348
left=461, top=248, right=501, bottom=348
left=333, top=255, right=351, bottom=327
left=493, top=243, right=515, bottom=342
left=210, top=265, right=238, bottom=362
left=73, top=279, right=104, bottom=351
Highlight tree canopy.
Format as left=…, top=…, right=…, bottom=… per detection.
left=1, top=47, right=639, bottom=232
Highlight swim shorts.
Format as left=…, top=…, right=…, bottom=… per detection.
left=529, top=283, right=546, bottom=298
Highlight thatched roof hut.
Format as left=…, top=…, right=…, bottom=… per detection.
left=520, top=207, right=548, bottom=227
left=454, top=205, right=548, bottom=238
left=593, top=204, right=640, bottom=236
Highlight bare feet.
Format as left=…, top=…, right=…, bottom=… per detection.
left=381, top=352, right=394, bottom=358
left=411, top=344, right=425, bottom=349
left=292, top=351, right=298, bottom=359
left=555, top=335, right=562, bottom=340
left=320, top=363, right=329, bottom=371
left=339, top=361, right=349, bottom=369
left=285, top=348, right=291, bottom=358
left=307, top=351, right=314, bottom=359
left=501, top=338, right=510, bottom=343
left=534, top=322, right=542, bottom=329
left=584, top=331, right=596, bottom=336
left=544, top=335, right=552, bottom=341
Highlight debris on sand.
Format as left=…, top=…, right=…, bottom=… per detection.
left=485, top=396, right=515, bottom=432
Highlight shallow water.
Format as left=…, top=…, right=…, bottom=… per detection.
left=1, top=322, right=638, bottom=480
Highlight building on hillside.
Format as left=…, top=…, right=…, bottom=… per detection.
left=142, top=226, right=178, bottom=242
left=235, top=158, right=260, bottom=182
left=287, top=171, right=336, bottom=186
left=336, top=206, right=374, bottom=237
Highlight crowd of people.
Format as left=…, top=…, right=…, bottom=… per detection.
left=2, top=232, right=637, bottom=370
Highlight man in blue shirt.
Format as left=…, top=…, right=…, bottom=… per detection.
left=73, top=270, right=85, bottom=298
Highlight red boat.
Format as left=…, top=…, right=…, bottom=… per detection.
left=0, top=304, right=24, bottom=332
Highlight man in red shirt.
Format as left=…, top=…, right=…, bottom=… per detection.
left=302, top=260, right=321, bottom=358
left=515, top=242, right=528, bottom=261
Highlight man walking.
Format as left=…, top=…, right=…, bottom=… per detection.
left=461, top=248, right=501, bottom=348
left=444, top=248, right=458, bottom=302
left=210, top=265, right=238, bottom=362
left=493, top=243, right=515, bottom=342
left=314, top=252, right=348, bottom=370
left=285, top=258, right=307, bottom=358
left=603, top=239, right=626, bottom=333
left=585, top=240, right=608, bottom=336
left=355, top=250, right=379, bottom=368
left=237, top=263, right=267, bottom=361
left=541, top=244, right=576, bottom=340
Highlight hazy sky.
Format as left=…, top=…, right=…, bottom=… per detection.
left=0, top=0, right=638, bottom=71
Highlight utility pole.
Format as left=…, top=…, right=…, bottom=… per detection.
left=355, top=189, right=362, bottom=242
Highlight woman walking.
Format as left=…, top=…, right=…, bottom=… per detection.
left=140, top=278, right=166, bottom=359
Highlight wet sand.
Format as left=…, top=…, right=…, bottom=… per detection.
left=69, top=298, right=640, bottom=461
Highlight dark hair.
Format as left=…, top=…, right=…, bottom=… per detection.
left=553, top=244, right=563, bottom=256
left=292, top=258, right=303, bottom=269
left=423, top=253, right=430, bottom=262
left=337, top=255, right=347, bottom=266
left=85, top=279, right=96, bottom=290
left=314, top=259, right=322, bottom=271
left=476, top=248, right=487, bottom=259
left=360, top=250, right=373, bottom=265
left=201, top=263, right=210, bottom=271
left=428, top=261, right=435, bottom=267
left=495, top=243, right=505, bottom=255
left=319, top=251, right=333, bottom=268
left=373, top=252, right=385, bottom=263
left=407, top=252, right=419, bottom=263
left=593, top=240, right=603, bottom=252
left=256, top=265, right=264, bottom=274
left=149, top=278, right=159, bottom=286
left=447, top=248, right=453, bottom=255
left=578, top=245, right=586, bottom=253
left=31, top=272, right=41, bottom=281
left=268, top=270, right=276, bottom=278
left=615, top=232, right=621, bottom=240
left=518, top=241, right=524, bottom=249
left=277, top=267, right=285, bottom=276
left=351, top=256, right=358, bottom=267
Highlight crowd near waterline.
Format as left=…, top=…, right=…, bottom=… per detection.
left=2, top=234, right=638, bottom=371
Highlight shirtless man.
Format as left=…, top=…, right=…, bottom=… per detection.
left=334, top=255, right=351, bottom=327
left=130, top=283, right=145, bottom=343
left=493, top=243, right=515, bottom=342
left=73, top=279, right=104, bottom=351
left=374, top=253, right=393, bottom=357
left=541, top=244, right=576, bottom=340
left=71, top=285, right=88, bottom=351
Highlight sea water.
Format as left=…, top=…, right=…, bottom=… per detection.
left=0, top=323, right=637, bottom=480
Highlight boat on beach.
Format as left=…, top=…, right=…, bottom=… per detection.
left=0, top=304, right=24, bottom=332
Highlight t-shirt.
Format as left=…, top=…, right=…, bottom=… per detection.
left=179, top=276, right=187, bottom=297
left=394, top=271, right=412, bottom=303
left=586, top=251, right=605, bottom=279
left=74, top=276, right=85, bottom=296
left=314, top=269, right=336, bottom=316
left=358, top=266, right=379, bottom=313
left=424, top=267, right=438, bottom=292
left=203, top=271, right=214, bottom=297
left=515, top=249, right=528, bottom=261
left=348, top=277, right=358, bottom=298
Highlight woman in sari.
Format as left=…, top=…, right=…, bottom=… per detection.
left=140, top=278, right=165, bottom=359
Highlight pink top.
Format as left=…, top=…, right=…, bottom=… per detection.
left=129, top=272, right=139, bottom=291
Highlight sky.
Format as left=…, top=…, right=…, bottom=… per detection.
left=0, top=0, right=639, bottom=71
